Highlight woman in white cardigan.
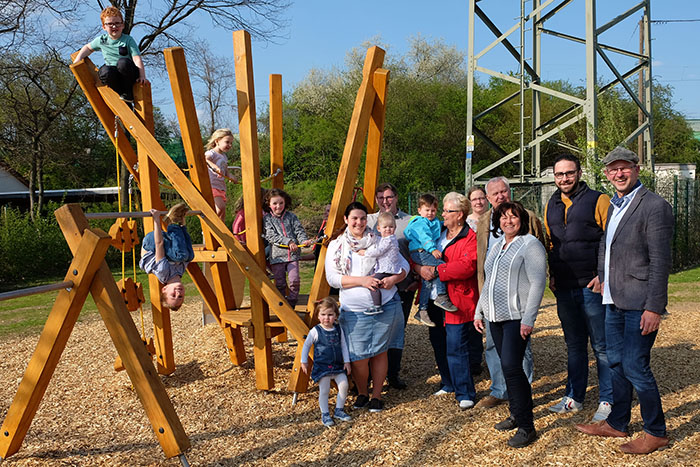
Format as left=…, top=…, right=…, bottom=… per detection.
left=474, top=200, right=546, bottom=449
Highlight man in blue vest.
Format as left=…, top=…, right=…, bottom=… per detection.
left=544, top=154, right=612, bottom=423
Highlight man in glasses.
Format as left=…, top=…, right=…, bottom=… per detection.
left=474, top=176, right=544, bottom=409
left=367, top=182, right=415, bottom=389
left=576, top=147, right=672, bottom=454
left=73, top=6, right=148, bottom=103
left=544, top=154, right=612, bottom=423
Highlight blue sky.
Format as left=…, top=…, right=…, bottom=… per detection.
left=156, top=0, right=700, bottom=121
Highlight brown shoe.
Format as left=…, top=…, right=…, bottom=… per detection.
left=166, top=203, right=189, bottom=225
left=619, top=433, right=669, bottom=454
left=475, top=395, right=507, bottom=409
left=575, top=420, right=628, bottom=438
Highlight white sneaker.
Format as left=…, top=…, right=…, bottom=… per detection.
left=434, top=388, right=450, bottom=396
left=459, top=400, right=475, bottom=410
left=549, top=396, right=583, bottom=413
left=591, top=401, right=612, bottom=422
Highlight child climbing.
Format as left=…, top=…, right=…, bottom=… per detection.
left=139, top=204, right=194, bottom=311
left=262, top=188, right=312, bottom=308
left=204, top=128, right=238, bottom=221
left=356, top=211, right=404, bottom=312
left=301, top=297, right=352, bottom=427
left=404, top=193, right=458, bottom=327
left=73, top=6, right=148, bottom=103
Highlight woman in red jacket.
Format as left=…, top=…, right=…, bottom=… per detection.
left=414, top=192, right=481, bottom=410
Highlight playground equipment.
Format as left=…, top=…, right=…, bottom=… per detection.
left=1, top=29, right=389, bottom=462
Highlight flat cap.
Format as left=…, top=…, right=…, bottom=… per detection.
left=602, top=146, right=639, bottom=165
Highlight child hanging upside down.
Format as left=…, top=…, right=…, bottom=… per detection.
left=139, top=204, right=194, bottom=311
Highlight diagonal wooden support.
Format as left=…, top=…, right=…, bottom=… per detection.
left=70, top=58, right=140, bottom=183
left=0, top=229, right=111, bottom=459
left=288, top=46, right=387, bottom=393
left=54, top=204, right=190, bottom=458
left=164, top=46, right=247, bottom=366
left=87, top=63, right=308, bottom=354
left=362, top=68, right=390, bottom=212
left=233, top=30, right=274, bottom=388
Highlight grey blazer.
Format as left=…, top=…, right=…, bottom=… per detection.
left=598, top=186, right=673, bottom=314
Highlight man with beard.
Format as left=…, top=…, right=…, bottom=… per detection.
left=544, top=154, right=612, bottom=422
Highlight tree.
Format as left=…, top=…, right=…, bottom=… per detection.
left=102, top=0, right=290, bottom=58
left=189, top=41, right=236, bottom=135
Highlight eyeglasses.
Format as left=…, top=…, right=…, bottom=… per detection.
left=104, top=22, right=123, bottom=27
left=443, top=209, right=460, bottom=213
left=605, top=165, right=636, bottom=175
left=553, top=170, right=578, bottom=180
left=470, top=197, right=486, bottom=202
left=376, top=195, right=395, bottom=202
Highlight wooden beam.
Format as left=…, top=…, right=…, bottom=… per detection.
left=362, top=68, right=390, bottom=212
left=0, top=229, right=111, bottom=459
left=163, top=47, right=245, bottom=366
left=54, top=204, right=190, bottom=458
left=269, top=74, right=284, bottom=190
left=70, top=59, right=140, bottom=183
left=288, top=46, right=386, bottom=393
left=234, top=30, right=274, bottom=389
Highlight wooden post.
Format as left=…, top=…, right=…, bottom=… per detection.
left=233, top=30, right=274, bottom=389
left=164, top=47, right=246, bottom=365
left=0, top=229, right=111, bottom=459
left=270, top=74, right=284, bottom=190
left=287, top=46, right=386, bottom=393
left=54, top=204, right=190, bottom=458
left=362, top=68, right=390, bottom=212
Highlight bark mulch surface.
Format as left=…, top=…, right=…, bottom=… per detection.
left=1, top=294, right=699, bottom=466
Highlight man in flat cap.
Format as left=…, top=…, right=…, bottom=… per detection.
left=575, top=147, right=673, bottom=454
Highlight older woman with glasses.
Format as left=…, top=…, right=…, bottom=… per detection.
left=474, top=200, right=547, bottom=448
left=414, top=192, right=481, bottom=410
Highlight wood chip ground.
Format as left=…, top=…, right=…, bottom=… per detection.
left=1, top=293, right=699, bottom=466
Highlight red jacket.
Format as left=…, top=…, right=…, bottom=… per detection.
left=436, top=225, right=479, bottom=325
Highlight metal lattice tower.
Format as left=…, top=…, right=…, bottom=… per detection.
left=465, top=0, right=653, bottom=188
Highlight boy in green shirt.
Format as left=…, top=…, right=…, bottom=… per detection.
left=73, top=6, right=148, bottom=103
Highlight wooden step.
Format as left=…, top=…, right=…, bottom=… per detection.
left=220, top=307, right=253, bottom=326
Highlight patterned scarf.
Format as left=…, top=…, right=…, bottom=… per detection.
left=610, top=180, right=641, bottom=208
left=333, top=227, right=376, bottom=275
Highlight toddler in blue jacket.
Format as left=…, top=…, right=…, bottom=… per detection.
left=404, top=194, right=457, bottom=326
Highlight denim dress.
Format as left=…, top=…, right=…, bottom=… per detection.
left=310, top=324, right=345, bottom=382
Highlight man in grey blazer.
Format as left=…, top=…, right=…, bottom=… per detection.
left=576, top=147, right=672, bottom=454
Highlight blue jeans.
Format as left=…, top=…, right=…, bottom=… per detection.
left=446, top=322, right=477, bottom=402
left=489, top=320, right=534, bottom=431
left=411, top=250, right=447, bottom=310
left=427, top=302, right=482, bottom=394
left=605, top=305, right=666, bottom=437
left=142, top=224, right=195, bottom=263
left=555, top=287, right=612, bottom=404
left=484, top=318, right=533, bottom=399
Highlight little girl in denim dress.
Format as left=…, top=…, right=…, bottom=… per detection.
left=301, top=297, right=352, bottom=427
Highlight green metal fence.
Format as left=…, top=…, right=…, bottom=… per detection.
left=407, top=176, right=699, bottom=272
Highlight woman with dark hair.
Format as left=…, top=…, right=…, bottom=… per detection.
left=466, top=186, right=488, bottom=232
left=325, top=201, right=409, bottom=412
left=474, top=200, right=547, bottom=448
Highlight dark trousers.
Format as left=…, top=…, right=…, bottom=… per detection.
left=490, top=319, right=534, bottom=431
left=387, top=289, right=414, bottom=379
left=427, top=301, right=483, bottom=392
left=98, top=57, right=139, bottom=99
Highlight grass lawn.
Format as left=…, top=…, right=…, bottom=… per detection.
left=2, top=262, right=698, bottom=340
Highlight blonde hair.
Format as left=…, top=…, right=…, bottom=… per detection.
left=206, top=128, right=234, bottom=150
left=442, top=192, right=470, bottom=217
left=377, top=211, right=395, bottom=228
left=315, top=297, right=340, bottom=318
left=100, top=7, right=123, bottom=24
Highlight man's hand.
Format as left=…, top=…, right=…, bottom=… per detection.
left=431, top=250, right=442, bottom=260
left=586, top=276, right=601, bottom=294
left=474, top=319, right=485, bottom=334
left=640, top=310, right=661, bottom=336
